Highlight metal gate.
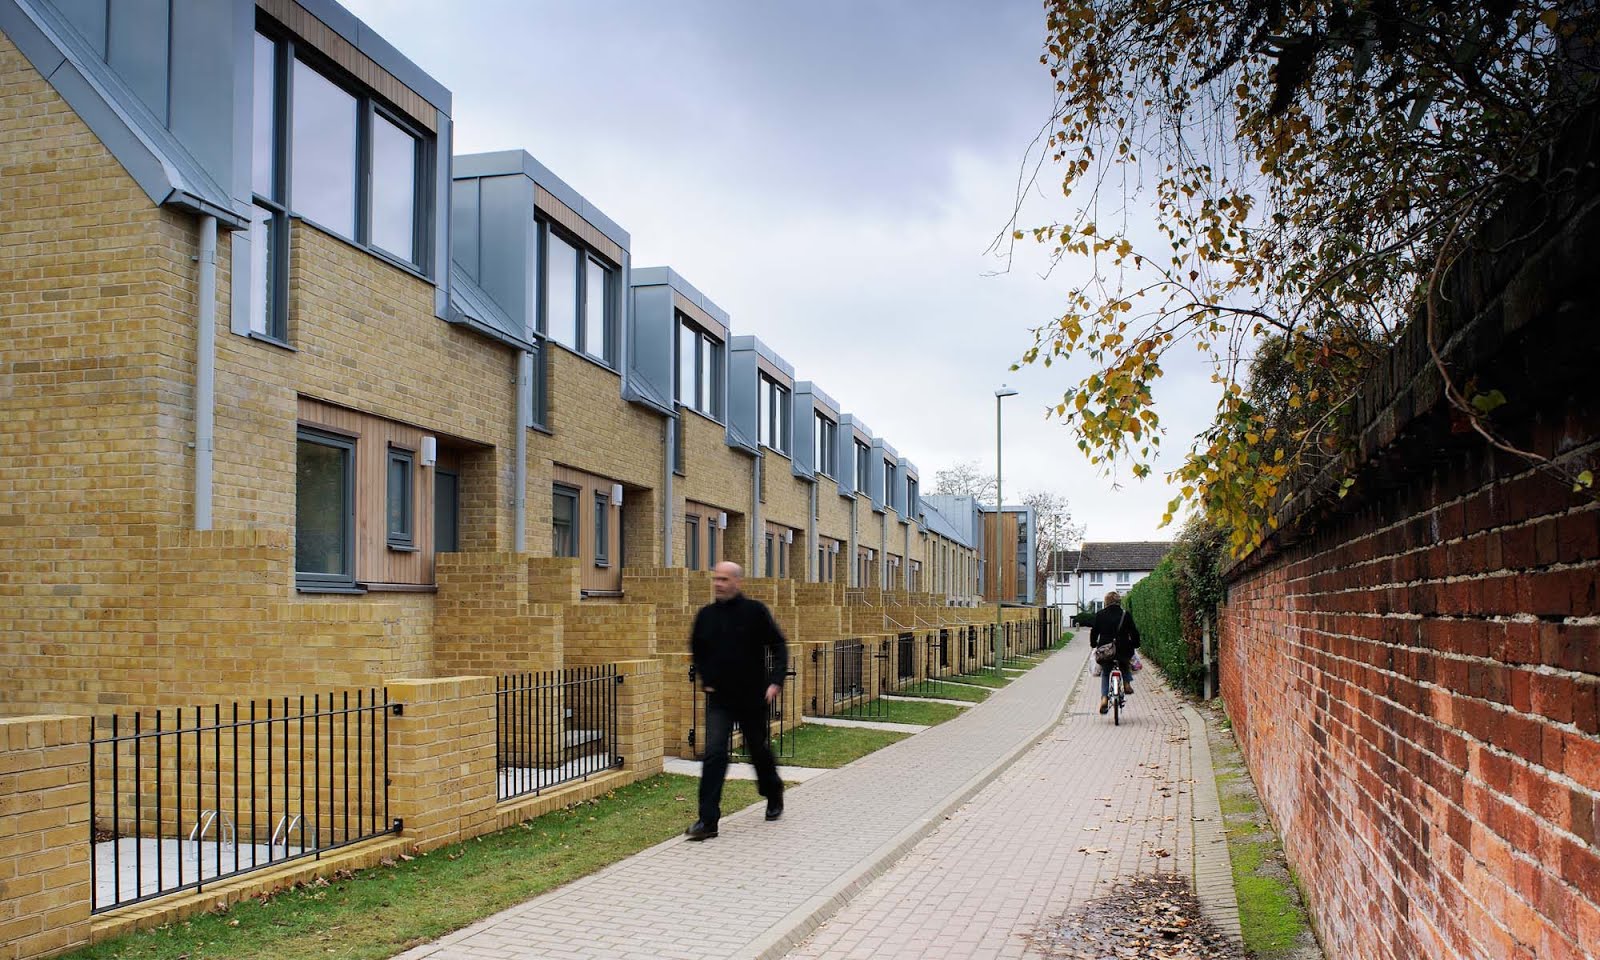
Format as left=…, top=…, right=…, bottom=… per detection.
left=687, top=660, right=798, bottom=761
left=808, top=639, right=887, bottom=720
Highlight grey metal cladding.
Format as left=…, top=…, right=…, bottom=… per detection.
left=432, top=112, right=452, bottom=319
left=451, top=175, right=481, bottom=281
left=170, top=0, right=238, bottom=201
left=625, top=282, right=675, bottom=416
left=454, top=151, right=631, bottom=253
left=797, top=381, right=840, bottom=418
left=2, top=0, right=243, bottom=225
left=633, top=266, right=731, bottom=328
left=475, top=174, right=537, bottom=335
left=295, top=0, right=451, bottom=113
left=50, top=0, right=102, bottom=56
left=448, top=263, right=533, bottom=353
left=106, top=0, right=167, bottom=121
left=725, top=341, right=760, bottom=453
left=791, top=389, right=816, bottom=479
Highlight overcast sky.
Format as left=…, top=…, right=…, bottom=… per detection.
left=343, top=0, right=1214, bottom=543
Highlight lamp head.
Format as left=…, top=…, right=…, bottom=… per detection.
left=995, top=386, right=1019, bottom=398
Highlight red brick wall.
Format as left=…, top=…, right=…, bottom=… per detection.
left=1220, top=111, right=1600, bottom=960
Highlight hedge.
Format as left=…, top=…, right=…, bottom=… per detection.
left=1124, top=556, right=1204, bottom=694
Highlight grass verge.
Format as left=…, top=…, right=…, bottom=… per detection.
left=893, top=680, right=990, bottom=703
left=1209, top=707, right=1321, bottom=959
left=781, top=723, right=910, bottom=768
left=64, top=774, right=761, bottom=960
left=873, top=698, right=965, bottom=726
left=949, top=670, right=1012, bottom=688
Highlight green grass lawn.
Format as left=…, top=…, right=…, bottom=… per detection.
left=64, top=774, right=760, bottom=960
left=947, top=670, right=1013, bottom=688
left=893, top=680, right=990, bottom=703
left=873, top=698, right=965, bottom=726
left=779, top=723, right=910, bottom=768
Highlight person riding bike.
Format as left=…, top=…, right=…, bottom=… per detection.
left=1090, top=591, right=1140, bottom=715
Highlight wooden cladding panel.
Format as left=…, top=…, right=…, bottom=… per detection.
left=755, top=356, right=793, bottom=389
left=298, top=397, right=440, bottom=586
left=673, top=293, right=727, bottom=343
left=257, top=0, right=438, bottom=131
left=982, top=512, right=1022, bottom=603
left=535, top=187, right=625, bottom=266
left=553, top=464, right=623, bottom=594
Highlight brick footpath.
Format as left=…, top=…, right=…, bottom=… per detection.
left=394, top=636, right=1233, bottom=959
left=785, top=657, right=1226, bottom=959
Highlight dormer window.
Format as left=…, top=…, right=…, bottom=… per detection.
left=758, top=374, right=790, bottom=455
left=814, top=413, right=838, bottom=478
left=677, top=317, right=724, bottom=420
left=539, top=221, right=616, bottom=367
left=251, top=22, right=433, bottom=343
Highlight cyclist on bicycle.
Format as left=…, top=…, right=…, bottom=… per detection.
left=1091, top=591, right=1141, bottom=715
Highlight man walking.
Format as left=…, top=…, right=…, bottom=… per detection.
left=685, top=561, right=788, bottom=840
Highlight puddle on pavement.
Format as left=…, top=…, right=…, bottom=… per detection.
left=1023, top=874, right=1244, bottom=959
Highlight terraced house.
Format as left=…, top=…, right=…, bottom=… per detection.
left=0, top=1, right=1052, bottom=954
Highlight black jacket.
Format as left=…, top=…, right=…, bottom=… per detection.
left=691, top=593, right=788, bottom=704
left=1090, top=603, right=1141, bottom=660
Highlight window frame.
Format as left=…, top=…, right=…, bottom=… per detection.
left=385, top=446, right=415, bottom=550
left=686, top=516, right=701, bottom=571
left=1116, top=570, right=1132, bottom=585
left=252, top=18, right=435, bottom=347
left=854, top=439, right=871, bottom=494
left=593, top=491, right=610, bottom=567
left=814, top=413, right=837, bottom=478
left=552, top=484, right=580, bottom=559
left=295, top=426, right=357, bottom=591
left=675, top=315, right=724, bottom=421
left=708, top=522, right=719, bottom=566
left=758, top=374, right=790, bottom=455
left=1089, top=571, right=1105, bottom=585
left=536, top=217, right=618, bottom=368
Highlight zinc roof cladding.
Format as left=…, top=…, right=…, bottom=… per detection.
left=1076, top=541, right=1173, bottom=572
left=797, top=381, right=840, bottom=419
left=919, top=500, right=973, bottom=549
left=454, top=151, right=631, bottom=253
left=2, top=0, right=245, bottom=227
left=729, top=335, right=796, bottom=380
left=447, top=263, right=534, bottom=353
left=631, top=267, right=731, bottom=328
left=297, top=0, right=451, bottom=113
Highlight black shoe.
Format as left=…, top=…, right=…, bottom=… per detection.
left=1099, top=697, right=1109, bottom=715
left=1124, top=684, right=1133, bottom=694
left=765, top=800, right=784, bottom=822
left=684, top=820, right=718, bottom=841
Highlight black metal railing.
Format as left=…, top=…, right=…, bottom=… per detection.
left=687, top=660, right=798, bottom=760
left=807, top=640, right=887, bottom=720
left=496, top=665, right=621, bottom=803
left=89, top=690, right=394, bottom=914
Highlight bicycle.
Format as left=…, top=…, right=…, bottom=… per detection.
left=1107, top=663, right=1126, bottom=726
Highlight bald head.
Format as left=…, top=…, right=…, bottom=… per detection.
left=712, top=561, right=743, bottom=601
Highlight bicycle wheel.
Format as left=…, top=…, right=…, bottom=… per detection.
left=1112, top=672, right=1121, bottom=725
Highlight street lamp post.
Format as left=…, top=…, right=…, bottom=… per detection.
left=994, top=385, right=1018, bottom=673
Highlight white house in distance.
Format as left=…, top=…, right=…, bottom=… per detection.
left=1048, top=541, right=1172, bottom=615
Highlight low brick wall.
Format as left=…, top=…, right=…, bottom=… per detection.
left=0, top=716, right=92, bottom=960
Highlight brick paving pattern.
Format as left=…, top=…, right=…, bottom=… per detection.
left=786, top=657, right=1200, bottom=959
left=394, top=638, right=1230, bottom=959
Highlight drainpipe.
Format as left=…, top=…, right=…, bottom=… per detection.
left=662, top=417, right=675, bottom=565
left=849, top=497, right=858, bottom=587
left=194, top=214, right=217, bottom=531
left=807, top=483, right=817, bottom=581
left=751, top=453, right=762, bottom=574
left=515, top=351, right=531, bottom=552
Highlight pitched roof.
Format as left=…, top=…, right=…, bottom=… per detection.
left=447, top=264, right=535, bottom=353
left=1048, top=549, right=1080, bottom=571
left=1076, top=541, right=1172, bottom=572
left=919, top=500, right=973, bottom=549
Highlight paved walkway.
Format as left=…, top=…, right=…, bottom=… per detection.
left=785, top=657, right=1229, bottom=958
left=394, top=637, right=1234, bottom=959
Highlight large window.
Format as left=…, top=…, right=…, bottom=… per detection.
left=883, top=459, right=894, bottom=505
left=815, top=413, right=838, bottom=477
left=539, top=221, right=615, bottom=366
left=386, top=447, right=414, bottom=549
left=758, top=374, right=790, bottom=454
left=296, top=428, right=355, bottom=589
left=854, top=439, right=870, bottom=494
left=252, top=24, right=432, bottom=342
left=553, top=485, right=579, bottom=558
left=676, top=317, right=724, bottom=420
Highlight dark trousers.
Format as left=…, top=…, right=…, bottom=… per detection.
left=698, top=696, right=783, bottom=826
